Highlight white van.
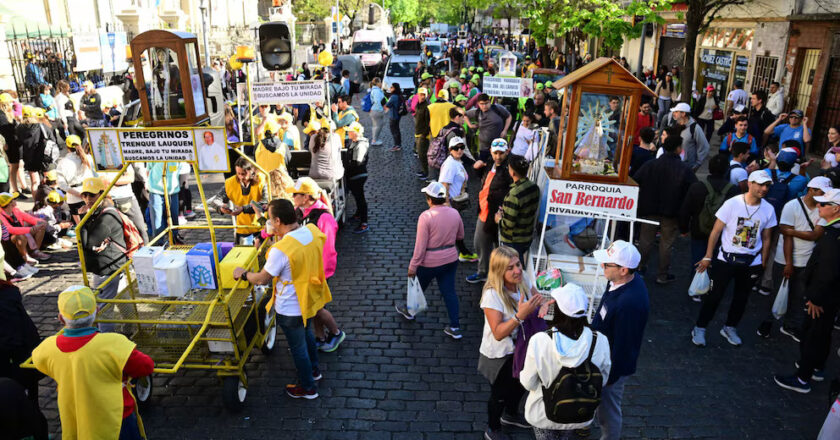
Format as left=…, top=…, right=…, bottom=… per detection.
left=351, top=29, right=390, bottom=78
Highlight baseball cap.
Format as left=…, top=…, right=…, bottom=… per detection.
left=65, top=135, right=81, bottom=149
left=593, top=240, right=641, bottom=269
left=705, top=85, right=715, bottom=91
left=807, top=176, right=833, bottom=193
left=470, top=77, right=480, bottom=85
left=46, top=190, right=64, bottom=204
left=790, top=109, right=804, bottom=118
left=535, top=83, right=544, bottom=90
left=81, top=177, right=105, bottom=195
left=670, top=102, right=691, bottom=113
left=0, top=93, right=12, bottom=104
left=448, top=136, right=466, bottom=149
left=22, top=106, right=36, bottom=118
left=420, top=72, right=433, bottom=80
left=469, top=66, right=475, bottom=71
left=304, top=119, right=322, bottom=135
left=288, top=177, right=322, bottom=197
left=549, top=283, right=588, bottom=318
left=58, top=285, right=97, bottom=320
left=454, top=94, right=468, bottom=103
left=777, top=148, right=798, bottom=165
left=0, top=192, right=17, bottom=207
left=815, top=188, right=840, bottom=205
left=544, top=81, right=553, bottom=89
left=437, top=89, right=449, bottom=100
left=477, top=67, right=484, bottom=73
left=748, top=170, right=772, bottom=184
left=417, top=87, right=429, bottom=96
left=421, top=181, right=447, bottom=198
left=44, top=170, right=58, bottom=181
left=459, top=73, right=467, bottom=79
left=490, top=138, right=508, bottom=152
left=346, top=121, right=364, bottom=134
left=525, top=55, right=531, bottom=60
left=733, top=104, right=746, bottom=113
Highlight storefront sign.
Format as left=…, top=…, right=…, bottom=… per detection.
left=251, top=81, right=325, bottom=105
left=700, top=51, right=732, bottom=68
left=484, top=76, right=534, bottom=98
left=73, top=32, right=103, bottom=72
left=546, top=179, right=638, bottom=219
left=663, top=24, right=685, bottom=38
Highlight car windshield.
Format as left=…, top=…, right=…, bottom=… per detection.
left=387, top=62, right=415, bottom=77
left=352, top=41, right=382, bottom=53
left=425, top=44, right=441, bottom=53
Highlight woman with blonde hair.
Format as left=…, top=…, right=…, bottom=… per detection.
left=0, top=94, right=22, bottom=197
left=478, top=246, right=545, bottom=440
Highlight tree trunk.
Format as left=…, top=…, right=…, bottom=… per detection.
left=682, top=1, right=704, bottom=102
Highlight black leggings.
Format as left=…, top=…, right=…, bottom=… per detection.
left=179, top=173, right=192, bottom=212
left=347, top=176, right=368, bottom=223
left=488, top=357, right=525, bottom=430
left=389, top=118, right=402, bottom=147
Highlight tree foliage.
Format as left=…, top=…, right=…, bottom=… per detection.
left=293, top=0, right=331, bottom=22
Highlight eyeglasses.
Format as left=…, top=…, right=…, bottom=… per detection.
left=451, top=145, right=465, bottom=151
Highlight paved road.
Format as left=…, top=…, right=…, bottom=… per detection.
left=19, top=103, right=838, bottom=439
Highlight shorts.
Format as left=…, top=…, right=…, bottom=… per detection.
left=6, top=144, right=21, bottom=163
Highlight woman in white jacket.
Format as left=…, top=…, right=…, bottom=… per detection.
left=520, top=283, right=612, bottom=439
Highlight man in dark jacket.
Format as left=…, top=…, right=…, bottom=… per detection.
left=748, top=90, right=776, bottom=148
left=414, top=87, right=431, bottom=180
left=79, top=81, right=107, bottom=128
left=466, top=139, right=512, bottom=284
left=774, top=188, right=840, bottom=394
left=634, top=130, right=697, bottom=284
left=345, top=122, right=369, bottom=234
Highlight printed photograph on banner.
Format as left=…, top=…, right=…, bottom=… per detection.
left=88, top=129, right=123, bottom=171
left=519, top=79, right=533, bottom=99
left=195, top=128, right=229, bottom=172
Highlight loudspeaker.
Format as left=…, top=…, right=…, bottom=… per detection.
left=259, top=22, right=293, bottom=70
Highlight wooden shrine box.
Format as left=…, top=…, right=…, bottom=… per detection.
left=130, top=30, right=209, bottom=127
left=549, top=58, right=654, bottom=184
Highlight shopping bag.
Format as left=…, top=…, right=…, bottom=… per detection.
left=406, top=277, right=428, bottom=317
left=688, top=270, right=711, bottom=297
left=772, top=279, right=789, bottom=319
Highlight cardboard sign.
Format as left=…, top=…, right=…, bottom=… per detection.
left=484, top=76, right=533, bottom=98
left=73, top=32, right=103, bottom=72
left=546, top=179, right=638, bottom=219
left=251, top=81, right=325, bottom=105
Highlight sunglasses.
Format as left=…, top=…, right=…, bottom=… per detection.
left=818, top=202, right=837, bottom=207
left=450, top=145, right=465, bottom=151
left=789, top=115, right=801, bottom=119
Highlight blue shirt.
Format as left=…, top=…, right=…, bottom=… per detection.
left=591, top=274, right=649, bottom=384
left=764, top=168, right=809, bottom=198
left=386, top=94, right=401, bottom=120
left=773, top=124, right=809, bottom=152
left=720, top=132, right=758, bottom=155
left=370, top=86, right=385, bottom=112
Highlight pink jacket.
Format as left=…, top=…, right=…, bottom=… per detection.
left=0, top=207, right=40, bottom=236
left=302, top=200, right=338, bottom=278
left=409, top=205, right=464, bottom=272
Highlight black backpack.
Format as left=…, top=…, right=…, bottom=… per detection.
left=542, top=332, right=603, bottom=424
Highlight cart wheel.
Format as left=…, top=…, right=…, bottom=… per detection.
left=133, top=375, right=153, bottom=410
left=261, top=310, right=277, bottom=355
left=222, top=375, right=247, bottom=413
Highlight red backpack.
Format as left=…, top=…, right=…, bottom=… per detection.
left=103, top=207, right=143, bottom=259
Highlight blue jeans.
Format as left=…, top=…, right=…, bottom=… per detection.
left=595, top=376, right=627, bottom=440
left=119, top=412, right=143, bottom=440
left=148, top=192, right=179, bottom=240
left=656, top=98, right=671, bottom=127
left=500, top=241, right=530, bottom=267
left=416, top=260, right=460, bottom=328
left=277, top=314, right=319, bottom=390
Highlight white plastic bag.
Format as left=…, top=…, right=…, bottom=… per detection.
left=772, top=279, right=789, bottom=319
left=688, top=270, right=711, bottom=297
left=406, top=277, right=428, bottom=317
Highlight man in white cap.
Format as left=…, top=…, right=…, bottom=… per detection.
left=757, top=176, right=832, bottom=339
left=774, top=188, right=840, bottom=394
left=660, top=102, right=709, bottom=171
left=397, top=181, right=465, bottom=339
left=693, top=170, right=777, bottom=347
left=590, top=240, right=649, bottom=440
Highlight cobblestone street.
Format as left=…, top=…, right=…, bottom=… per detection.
left=19, top=108, right=838, bottom=439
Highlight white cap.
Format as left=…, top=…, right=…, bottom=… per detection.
left=448, top=136, right=466, bottom=149
left=815, top=188, right=840, bottom=205
left=549, top=283, right=588, bottom=318
left=670, top=102, right=691, bottom=113
left=807, top=176, right=833, bottom=193
left=593, top=240, right=640, bottom=269
left=748, top=170, right=772, bottom=184
left=309, top=120, right=322, bottom=131
left=490, top=138, right=508, bottom=153
left=421, top=181, right=447, bottom=198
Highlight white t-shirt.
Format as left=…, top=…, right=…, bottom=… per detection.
left=715, top=195, right=778, bottom=266
left=439, top=156, right=468, bottom=198
left=264, top=227, right=314, bottom=316
left=479, top=287, right=521, bottom=359
left=512, top=125, right=536, bottom=157
left=729, top=160, right=748, bottom=185
left=727, top=89, right=748, bottom=108
left=774, top=197, right=826, bottom=267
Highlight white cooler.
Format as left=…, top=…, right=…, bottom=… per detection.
left=154, top=251, right=191, bottom=298
left=133, top=246, right=164, bottom=295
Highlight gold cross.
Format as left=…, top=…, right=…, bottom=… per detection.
left=604, top=66, right=615, bottom=84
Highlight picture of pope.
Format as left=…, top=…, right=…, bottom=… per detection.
left=196, top=129, right=228, bottom=172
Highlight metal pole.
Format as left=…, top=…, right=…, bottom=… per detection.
left=635, top=23, right=646, bottom=78
left=200, top=0, right=211, bottom=67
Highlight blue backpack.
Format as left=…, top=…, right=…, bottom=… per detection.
left=361, top=91, right=372, bottom=112
left=765, top=169, right=795, bottom=218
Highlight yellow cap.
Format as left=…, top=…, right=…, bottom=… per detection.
left=22, top=106, right=36, bottom=118
left=287, top=177, right=322, bottom=197
left=437, top=89, right=449, bottom=100
left=346, top=121, right=364, bottom=135
left=44, top=170, right=58, bottom=181
left=278, top=113, right=293, bottom=124
left=0, top=93, right=13, bottom=104
left=46, top=190, right=64, bottom=204
left=84, top=80, right=94, bottom=89
left=262, top=118, right=280, bottom=135
left=0, top=192, right=18, bottom=207
left=58, top=285, right=97, bottom=320
left=417, top=87, right=428, bottom=96
left=81, top=177, right=104, bottom=195
left=65, top=134, right=82, bottom=149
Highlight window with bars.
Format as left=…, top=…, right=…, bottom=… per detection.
left=750, top=55, right=778, bottom=92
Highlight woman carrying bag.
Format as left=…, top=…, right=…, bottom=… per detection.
left=479, top=246, right=546, bottom=440
left=439, top=136, right=478, bottom=262
left=653, top=72, right=676, bottom=128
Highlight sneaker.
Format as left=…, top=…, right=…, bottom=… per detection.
left=320, top=330, right=346, bottom=353
left=389, top=146, right=401, bottom=152
left=312, top=367, right=323, bottom=381
left=720, top=326, right=742, bottom=346
left=756, top=320, right=772, bottom=338
left=353, top=223, right=369, bottom=234
left=691, top=295, right=702, bottom=303
left=415, top=171, right=426, bottom=177
left=443, top=327, right=463, bottom=339
left=774, top=374, right=811, bottom=394
left=30, top=250, right=51, bottom=261
left=46, top=242, right=63, bottom=251
left=458, top=252, right=479, bottom=263
left=484, top=428, right=511, bottom=440
left=315, top=337, right=326, bottom=349
left=65, top=229, right=76, bottom=238
left=58, top=238, right=74, bottom=249
left=780, top=325, right=801, bottom=343
left=12, top=267, right=33, bottom=280
left=794, top=362, right=824, bottom=382
left=184, top=210, right=197, bottom=220
left=500, top=412, right=531, bottom=428
left=757, top=286, right=771, bottom=296
left=413, top=151, right=419, bottom=158
left=21, top=264, right=39, bottom=275
left=466, top=272, right=487, bottom=284
left=655, top=273, right=676, bottom=285
left=285, top=384, right=318, bottom=399
left=395, top=304, right=415, bottom=320
left=691, top=327, right=706, bottom=347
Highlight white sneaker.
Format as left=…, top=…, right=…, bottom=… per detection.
left=23, top=264, right=39, bottom=275
left=15, top=265, right=35, bottom=278
left=691, top=327, right=706, bottom=347
left=720, top=326, right=742, bottom=346
left=59, top=238, right=74, bottom=248
left=47, top=242, right=63, bottom=251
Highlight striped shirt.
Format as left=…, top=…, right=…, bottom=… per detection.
left=500, top=178, right=539, bottom=244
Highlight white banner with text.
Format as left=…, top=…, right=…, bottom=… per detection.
left=250, top=81, right=325, bottom=105
left=546, top=179, right=639, bottom=219
left=483, top=77, right=534, bottom=98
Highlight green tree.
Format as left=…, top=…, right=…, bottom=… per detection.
left=293, top=0, right=331, bottom=22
